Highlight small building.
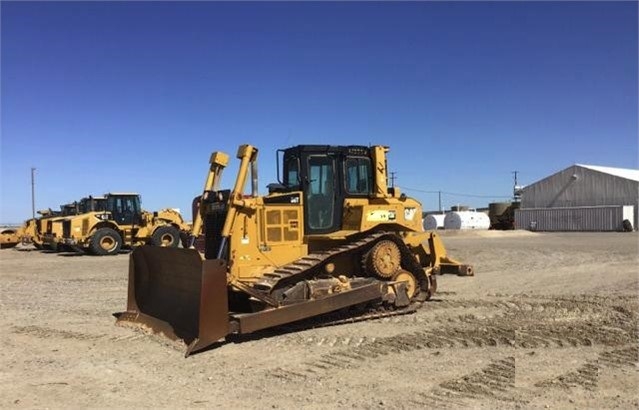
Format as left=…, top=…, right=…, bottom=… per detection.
left=515, top=164, right=638, bottom=231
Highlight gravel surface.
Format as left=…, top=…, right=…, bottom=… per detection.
left=1, top=231, right=637, bottom=408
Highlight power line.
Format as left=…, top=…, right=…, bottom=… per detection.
left=399, top=186, right=511, bottom=199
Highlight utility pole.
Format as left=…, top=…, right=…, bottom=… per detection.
left=512, top=170, right=521, bottom=201
left=389, top=172, right=397, bottom=188
left=438, top=190, right=442, bottom=213
left=31, top=167, right=36, bottom=219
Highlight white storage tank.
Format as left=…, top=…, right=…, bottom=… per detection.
left=444, top=211, right=491, bottom=230
left=423, top=214, right=445, bottom=231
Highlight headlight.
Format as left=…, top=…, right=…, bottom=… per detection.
left=74, top=227, right=81, bottom=232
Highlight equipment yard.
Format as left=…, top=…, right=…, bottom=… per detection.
left=1, top=231, right=637, bottom=409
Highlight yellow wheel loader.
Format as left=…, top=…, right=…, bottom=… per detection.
left=0, top=227, right=22, bottom=249
left=116, top=144, right=473, bottom=356
left=8, top=207, right=72, bottom=250
left=14, top=218, right=39, bottom=248
left=30, top=209, right=62, bottom=249
left=62, top=193, right=190, bottom=256
left=44, top=196, right=106, bottom=252
left=42, top=202, right=83, bottom=251
left=1, top=218, right=48, bottom=249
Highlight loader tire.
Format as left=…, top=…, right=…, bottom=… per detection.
left=180, top=231, right=189, bottom=248
left=150, top=225, right=180, bottom=248
left=59, top=244, right=74, bottom=253
left=89, top=228, right=122, bottom=256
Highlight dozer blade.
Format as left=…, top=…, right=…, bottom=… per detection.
left=115, top=246, right=229, bottom=356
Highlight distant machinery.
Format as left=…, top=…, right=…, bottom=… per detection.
left=488, top=171, right=523, bottom=230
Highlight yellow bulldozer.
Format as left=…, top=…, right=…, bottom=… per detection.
left=116, top=144, right=472, bottom=356
left=62, top=193, right=190, bottom=255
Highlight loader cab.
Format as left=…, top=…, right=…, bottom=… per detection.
left=79, top=196, right=106, bottom=214
left=105, top=193, right=142, bottom=226
left=60, top=203, right=78, bottom=216
left=280, top=145, right=373, bottom=235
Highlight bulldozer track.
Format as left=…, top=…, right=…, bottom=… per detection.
left=277, top=302, right=419, bottom=334
left=251, top=232, right=387, bottom=292
left=250, top=232, right=430, bottom=300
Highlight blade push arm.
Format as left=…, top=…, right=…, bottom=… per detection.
left=217, top=144, right=259, bottom=258
left=189, top=151, right=230, bottom=248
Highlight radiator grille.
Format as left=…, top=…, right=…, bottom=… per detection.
left=62, top=220, right=71, bottom=238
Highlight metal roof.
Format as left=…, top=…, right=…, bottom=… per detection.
left=577, top=164, right=639, bottom=182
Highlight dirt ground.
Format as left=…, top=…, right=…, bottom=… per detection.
left=1, top=231, right=638, bottom=409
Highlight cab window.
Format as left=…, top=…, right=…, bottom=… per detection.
left=306, top=155, right=335, bottom=230
left=345, top=157, right=371, bottom=195
left=285, top=157, right=300, bottom=189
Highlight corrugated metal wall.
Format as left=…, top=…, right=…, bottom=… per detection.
left=515, top=205, right=635, bottom=231
left=521, top=165, right=639, bottom=229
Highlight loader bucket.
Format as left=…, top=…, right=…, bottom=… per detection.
left=115, top=246, right=230, bottom=356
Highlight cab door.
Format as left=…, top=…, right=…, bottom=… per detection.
left=304, top=154, right=342, bottom=234
left=109, top=196, right=142, bottom=226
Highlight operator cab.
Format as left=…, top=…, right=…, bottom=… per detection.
left=279, top=145, right=373, bottom=235
left=105, top=193, right=142, bottom=226
left=60, top=203, right=78, bottom=217
left=78, top=196, right=106, bottom=214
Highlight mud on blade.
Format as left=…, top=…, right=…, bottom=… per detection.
left=115, top=246, right=229, bottom=356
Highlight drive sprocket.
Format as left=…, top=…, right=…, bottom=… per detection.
left=364, top=239, right=401, bottom=279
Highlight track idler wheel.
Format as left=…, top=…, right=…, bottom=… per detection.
left=365, top=239, right=401, bottom=279
left=392, top=269, right=418, bottom=298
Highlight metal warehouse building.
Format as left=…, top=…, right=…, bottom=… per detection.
left=515, top=164, right=639, bottom=231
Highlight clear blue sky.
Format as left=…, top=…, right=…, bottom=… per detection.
left=1, top=1, right=637, bottom=223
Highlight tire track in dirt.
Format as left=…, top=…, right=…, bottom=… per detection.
left=12, top=325, right=103, bottom=341
left=296, top=325, right=596, bottom=376
left=11, top=325, right=164, bottom=344
left=535, top=344, right=639, bottom=391
left=264, top=294, right=636, bottom=382
left=11, top=293, right=637, bottom=369
left=412, top=357, right=518, bottom=408
left=267, top=295, right=636, bottom=350
left=598, top=344, right=639, bottom=368
left=536, top=361, right=599, bottom=391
